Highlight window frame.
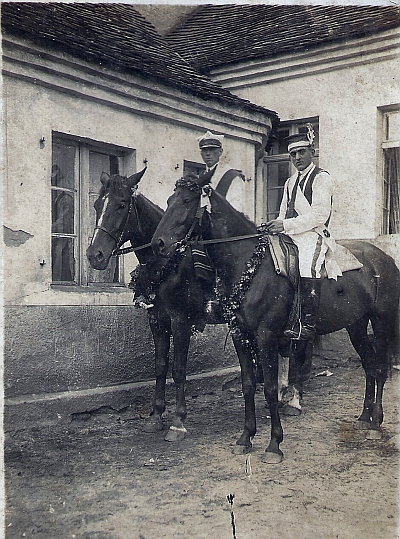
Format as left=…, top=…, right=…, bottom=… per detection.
left=51, top=132, right=136, bottom=288
left=380, top=108, right=399, bottom=236
left=262, top=118, right=319, bottom=222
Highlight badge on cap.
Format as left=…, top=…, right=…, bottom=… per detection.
left=286, top=124, right=316, bottom=152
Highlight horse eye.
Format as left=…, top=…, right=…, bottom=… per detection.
left=120, top=202, right=127, bottom=209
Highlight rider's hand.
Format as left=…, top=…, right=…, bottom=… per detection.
left=265, top=220, right=284, bottom=234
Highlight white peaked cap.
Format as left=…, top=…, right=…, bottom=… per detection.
left=197, top=130, right=224, bottom=148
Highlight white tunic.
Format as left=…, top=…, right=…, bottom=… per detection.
left=207, top=162, right=246, bottom=214
left=277, top=163, right=342, bottom=279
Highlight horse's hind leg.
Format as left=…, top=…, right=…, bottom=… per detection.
left=346, top=314, right=377, bottom=428
left=143, top=313, right=171, bottom=433
left=368, top=315, right=391, bottom=433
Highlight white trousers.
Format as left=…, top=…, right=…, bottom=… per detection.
left=289, top=231, right=328, bottom=278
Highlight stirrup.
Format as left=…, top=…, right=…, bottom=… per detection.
left=284, top=321, right=316, bottom=341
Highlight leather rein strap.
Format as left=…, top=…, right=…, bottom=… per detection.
left=113, top=232, right=262, bottom=256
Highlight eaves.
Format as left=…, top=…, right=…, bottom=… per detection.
left=211, top=27, right=399, bottom=90
left=2, top=36, right=276, bottom=145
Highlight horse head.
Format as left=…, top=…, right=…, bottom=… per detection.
left=151, top=170, right=214, bottom=258
left=86, top=167, right=147, bottom=270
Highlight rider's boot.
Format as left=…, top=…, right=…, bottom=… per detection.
left=284, top=277, right=322, bottom=341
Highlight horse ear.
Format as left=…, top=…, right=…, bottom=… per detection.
left=100, top=172, right=110, bottom=186
left=127, top=167, right=147, bottom=189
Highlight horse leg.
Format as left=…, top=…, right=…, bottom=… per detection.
left=346, top=314, right=376, bottom=428
left=231, top=334, right=257, bottom=454
left=278, top=354, right=289, bottom=402
left=259, top=330, right=284, bottom=463
left=143, top=313, right=171, bottom=433
left=164, top=316, right=191, bottom=442
left=280, top=340, right=309, bottom=415
left=366, top=316, right=390, bottom=437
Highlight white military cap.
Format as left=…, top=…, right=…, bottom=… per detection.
left=197, top=130, right=224, bottom=149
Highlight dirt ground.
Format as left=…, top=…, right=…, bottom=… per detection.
left=4, top=341, right=400, bottom=539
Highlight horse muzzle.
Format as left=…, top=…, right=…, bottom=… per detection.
left=86, top=244, right=111, bottom=270
left=151, top=236, right=185, bottom=258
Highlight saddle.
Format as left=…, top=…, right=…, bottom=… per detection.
left=268, top=234, right=299, bottom=290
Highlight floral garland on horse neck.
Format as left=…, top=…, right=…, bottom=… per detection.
left=129, top=175, right=273, bottom=352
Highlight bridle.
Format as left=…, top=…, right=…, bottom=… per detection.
left=173, top=179, right=262, bottom=253
left=93, top=186, right=147, bottom=257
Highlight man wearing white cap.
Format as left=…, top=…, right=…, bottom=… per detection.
left=265, top=124, right=341, bottom=341
left=197, top=130, right=246, bottom=213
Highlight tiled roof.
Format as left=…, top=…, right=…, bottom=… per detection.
left=1, top=2, right=277, bottom=120
left=167, top=5, right=400, bottom=72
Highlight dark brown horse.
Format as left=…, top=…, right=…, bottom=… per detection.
left=151, top=173, right=400, bottom=463
left=86, top=169, right=222, bottom=441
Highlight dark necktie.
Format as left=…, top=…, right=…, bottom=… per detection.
left=285, top=172, right=302, bottom=219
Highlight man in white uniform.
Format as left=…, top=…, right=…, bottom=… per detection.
left=265, top=126, right=341, bottom=341
left=197, top=130, right=246, bottom=213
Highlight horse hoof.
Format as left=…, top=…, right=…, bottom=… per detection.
left=232, top=443, right=252, bottom=455
left=262, top=451, right=283, bottom=464
left=164, top=425, right=187, bottom=442
left=366, top=429, right=382, bottom=440
left=143, top=417, right=163, bottom=433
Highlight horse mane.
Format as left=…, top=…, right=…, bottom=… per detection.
left=178, top=170, right=257, bottom=234
left=211, top=189, right=258, bottom=235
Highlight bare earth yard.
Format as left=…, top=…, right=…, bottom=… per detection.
left=4, top=340, right=399, bottom=539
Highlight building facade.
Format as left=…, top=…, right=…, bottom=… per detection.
left=2, top=4, right=276, bottom=417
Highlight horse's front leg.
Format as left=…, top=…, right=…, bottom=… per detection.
left=143, top=310, right=171, bottom=433
left=259, top=329, right=284, bottom=463
left=164, top=314, right=192, bottom=442
left=232, top=334, right=257, bottom=454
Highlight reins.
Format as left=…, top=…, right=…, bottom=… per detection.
left=112, top=233, right=263, bottom=256
left=110, top=177, right=265, bottom=256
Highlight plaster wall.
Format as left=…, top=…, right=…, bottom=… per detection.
left=4, top=306, right=237, bottom=399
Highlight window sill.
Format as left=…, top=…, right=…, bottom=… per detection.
left=51, top=283, right=127, bottom=292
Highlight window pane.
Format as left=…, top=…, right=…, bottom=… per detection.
left=184, top=160, right=206, bottom=175
left=51, top=139, right=76, bottom=283
left=383, top=147, right=400, bottom=234
left=51, top=144, right=76, bottom=189
left=52, top=190, right=74, bottom=234
left=52, top=237, right=75, bottom=282
left=87, top=258, right=120, bottom=284
left=266, top=162, right=290, bottom=188
left=88, top=151, right=121, bottom=284
left=89, top=151, right=115, bottom=192
left=264, top=161, right=289, bottom=220
left=386, top=111, right=400, bottom=141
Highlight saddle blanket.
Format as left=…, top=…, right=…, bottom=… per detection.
left=191, top=244, right=215, bottom=283
left=269, top=234, right=363, bottom=285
